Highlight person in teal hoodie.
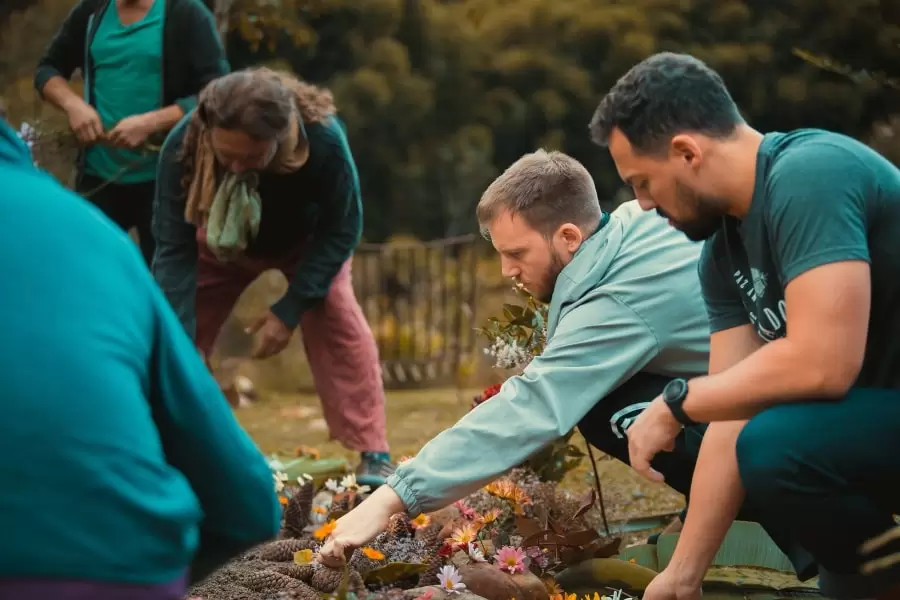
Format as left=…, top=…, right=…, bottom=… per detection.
left=317, top=149, right=736, bottom=562
left=0, top=116, right=280, bottom=599
left=589, top=52, right=900, bottom=600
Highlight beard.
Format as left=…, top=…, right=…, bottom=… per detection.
left=533, top=246, right=566, bottom=304
left=658, top=180, right=725, bottom=242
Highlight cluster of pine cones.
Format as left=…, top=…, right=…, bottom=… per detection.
left=187, top=481, right=454, bottom=600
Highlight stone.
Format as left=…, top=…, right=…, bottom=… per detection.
left=403, top=585, right=490, bottom=600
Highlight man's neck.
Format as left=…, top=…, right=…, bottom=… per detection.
left=711, top=125, right=764, bottom=220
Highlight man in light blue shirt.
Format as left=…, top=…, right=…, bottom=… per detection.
left=318, top=149, right=725, bottom=561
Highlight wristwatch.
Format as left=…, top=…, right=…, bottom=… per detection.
left=662, top=378, right=697, bottom=427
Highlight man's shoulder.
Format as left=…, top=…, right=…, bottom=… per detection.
left=763, top=129, right=880, bottom=188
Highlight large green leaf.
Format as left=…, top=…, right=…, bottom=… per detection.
left=277, top=455, right=349, bottom=486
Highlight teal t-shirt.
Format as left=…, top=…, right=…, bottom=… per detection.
left=83, top=0, right=164, bottom=183
left=699, top=128, right=900, bottom=388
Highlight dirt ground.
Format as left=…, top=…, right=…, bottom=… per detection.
left=234, top=385, right=685, bottom=533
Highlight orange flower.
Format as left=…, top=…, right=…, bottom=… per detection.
left=279, top=495, right=289, bottom=505
left=314, top=519, right=336, bottom=540
left=411, top=513, right=432, bottom=529
left=362, top=547, right=385, bottom=560
left=294, top=445, right=321, bottom=459
left=476, top=508, right=501, bottom=526
left=294, top=549, right=314, bottom=564
left=484, top=479, right=532, bottom=506
left=449, top=523, right=479, bottom=546
left=543, top=579, right=562, bottom=595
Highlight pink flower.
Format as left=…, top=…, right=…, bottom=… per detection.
left=415, top=589, right=436, bottom=600
left=495, top=545, right=527, bottom=574
left=454, top=500, right=477, bottom=520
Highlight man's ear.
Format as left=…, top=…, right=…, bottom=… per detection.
left=558, top=223, right=584, bottom=252
left=670, top=134, right=703, bottom=167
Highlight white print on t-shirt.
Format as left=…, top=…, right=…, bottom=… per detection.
left=732, top=269, right=787, bottom=342
left=609, top=401, right=652, bottom=439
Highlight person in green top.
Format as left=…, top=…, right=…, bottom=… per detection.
left=589, top=52, right=900, bottom=600
left=152, top=67, right=396, bottom=488
left=34, top=0, right=229, bottom=265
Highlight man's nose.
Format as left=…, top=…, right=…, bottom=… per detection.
left=637, top=197, right=656, bottom=212
left=500, top=258, right=519, bottom=279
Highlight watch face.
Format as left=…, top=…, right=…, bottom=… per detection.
left=665, top=379, right=686, bottom=402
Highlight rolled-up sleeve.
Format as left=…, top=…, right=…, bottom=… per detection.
left=386, top=294, right=660, bottom=515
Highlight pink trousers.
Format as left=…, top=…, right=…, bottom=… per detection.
left=195, top=238, right=388, bottom=453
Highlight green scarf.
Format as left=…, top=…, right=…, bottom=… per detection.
left=205, top=172, right=262, bottom=262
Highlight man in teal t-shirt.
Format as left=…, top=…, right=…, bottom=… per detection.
left=590, top=52, right=900, bottom=600
left=35, top=0, right=229, bottom=265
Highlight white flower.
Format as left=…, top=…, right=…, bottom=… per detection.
left=486, top=337, right=530, bottom=370
left=298, top=473, right=313, bottom=485
left=467, top=542, right=486, bottom=562
left=267, top=455, right=287, bottom=472
left=325, top=478, right=345, bottom=494
left=339, top=473, right=371, bottom=495
left=273, top=471, right=289, bottom=493
left=437, top=565, right=466, bottom=594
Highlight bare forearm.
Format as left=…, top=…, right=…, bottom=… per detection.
left=40, top=76, right=84, bottom=112
left=684, top=337, right=846, bottom=422
left=143, top=105, right=185, bottom=135
left=668, top=421, right=746, bottom=585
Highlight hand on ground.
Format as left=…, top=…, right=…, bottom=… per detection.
left=318, top=486, right=405, bottom=568
left=247, top=311, right=294, bottom=359
left=642, top=567, right=702, bottom=600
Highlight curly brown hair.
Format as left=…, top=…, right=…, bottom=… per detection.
left=178, top=67, right=337, bottom=193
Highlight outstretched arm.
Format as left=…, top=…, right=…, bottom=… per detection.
left=318, top=293, right=661, bottom=563
left=661, top=324, right=763, bottom=591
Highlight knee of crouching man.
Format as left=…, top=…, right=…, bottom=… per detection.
left=734, top=412, right=795, bottom=502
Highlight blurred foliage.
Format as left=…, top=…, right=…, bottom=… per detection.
left=3, top=0, right=900, bottom=242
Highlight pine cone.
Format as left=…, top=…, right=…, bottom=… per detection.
left=416, top=523, right=445, bottom=587
left=259, top=538, right=315, bottom=562
left=242, top=569, right=303, bottom=592
left=419, top=522, right=443, bottom=551
left=417, top=554, right=443, bottom=588
left=270, top=580, right=321, bottom=600
left=269, top=563, right=315, bottom=583
left=283, top=482, right=315, bottom=538
left=387, top=513, right=414, bottom=540
left=310, top=565, right=365, bottom=594
left=331, top=491, right=355, bottom=514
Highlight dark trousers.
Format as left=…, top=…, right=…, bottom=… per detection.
left=76, top=173, right=156, bottom=266
left=577, top=373, right=900, bottom=597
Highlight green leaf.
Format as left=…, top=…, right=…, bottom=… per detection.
left=279, top=456, right=349, bottom=485
left=363, top=562, right=429, bottom=585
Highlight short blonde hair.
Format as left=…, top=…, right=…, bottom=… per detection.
left=476, top=149, right=602, bottom=238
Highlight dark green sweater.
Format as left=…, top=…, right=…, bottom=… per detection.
left=152, top=111, right=364, bottom=332
left=34, top=0, right=229, bottom=176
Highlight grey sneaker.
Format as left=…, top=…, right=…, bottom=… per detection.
left=355, top=452, right=396, bottom=489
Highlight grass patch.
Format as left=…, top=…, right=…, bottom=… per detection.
left=234, top=386, right=685, bottom=526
